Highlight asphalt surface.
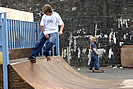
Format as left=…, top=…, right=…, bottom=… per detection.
left=75, top=67, right=133, bottom=80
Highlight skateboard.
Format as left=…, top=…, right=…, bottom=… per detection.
left=90, top=69, right=104, bottom=73
left=44, top=52, right=51, bottom=61
left=28, top=57, right=36, bottom=63
left=47, top=56, right=51, bottom=61
left=30, top=59, right=36, bottom=63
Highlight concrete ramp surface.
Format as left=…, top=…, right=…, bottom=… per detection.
left=11, top=56, right=122, bottom=89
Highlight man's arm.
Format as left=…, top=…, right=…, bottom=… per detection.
left=40, top=25, right=45, bottom=32
left=59, top=24, right=64, bottom=36
left=40, top=25, right=49, bottom=38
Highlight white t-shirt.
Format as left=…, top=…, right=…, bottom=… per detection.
left=40, top=12, right=64, bottom=34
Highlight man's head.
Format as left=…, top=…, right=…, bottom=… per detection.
left=42, top=4, right=53, bottom=16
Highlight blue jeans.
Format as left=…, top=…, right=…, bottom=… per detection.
left=30, top=32, right=57, bottom=58
left=89, top=55, right=99, bottom=70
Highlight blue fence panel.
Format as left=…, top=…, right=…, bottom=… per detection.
left=8, top=19, right=60, bottom=56
left=7, top=19, right=37, bottom=49
left=4, top=17, right=60, bottom=56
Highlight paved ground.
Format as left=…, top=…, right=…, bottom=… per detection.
left=76, top=67, right=133, bottom=88
left=75, top=67, right=133, bottom=80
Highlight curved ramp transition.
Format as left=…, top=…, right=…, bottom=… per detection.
left=11, top=56, right=122, bottom=89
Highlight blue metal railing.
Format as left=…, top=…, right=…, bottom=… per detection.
left=7, top=19, right=60, bottom=56
left=7, top=19, right=60, bottom=55
left=7, top=19, right=37, bottom=49
left=1, top=12, right=60, bottom=89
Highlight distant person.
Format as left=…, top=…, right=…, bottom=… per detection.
left=89, top=37, right=100, bottom=70
left=29, top=4, right=64, bottom=61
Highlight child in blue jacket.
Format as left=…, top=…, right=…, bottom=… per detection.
left=89, top=37, right=99, bottom=70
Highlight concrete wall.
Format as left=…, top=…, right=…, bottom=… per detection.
left=0, top=0, right=133, bottom=67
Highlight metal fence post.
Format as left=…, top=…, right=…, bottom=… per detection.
left=0, top=12, right=9, bottom=89
left=56, top=33, right=60, bottom=56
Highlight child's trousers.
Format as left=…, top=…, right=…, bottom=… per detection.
left=89, top=55, right=99, bottom=70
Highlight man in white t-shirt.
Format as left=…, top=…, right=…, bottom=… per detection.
left=29, top=4, right=64, bottom=61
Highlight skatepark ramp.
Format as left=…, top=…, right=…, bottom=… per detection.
left=9, top=56, right=122, bottom=89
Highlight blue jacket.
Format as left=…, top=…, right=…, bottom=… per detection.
left=90, top=42, right=98, bottom=56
